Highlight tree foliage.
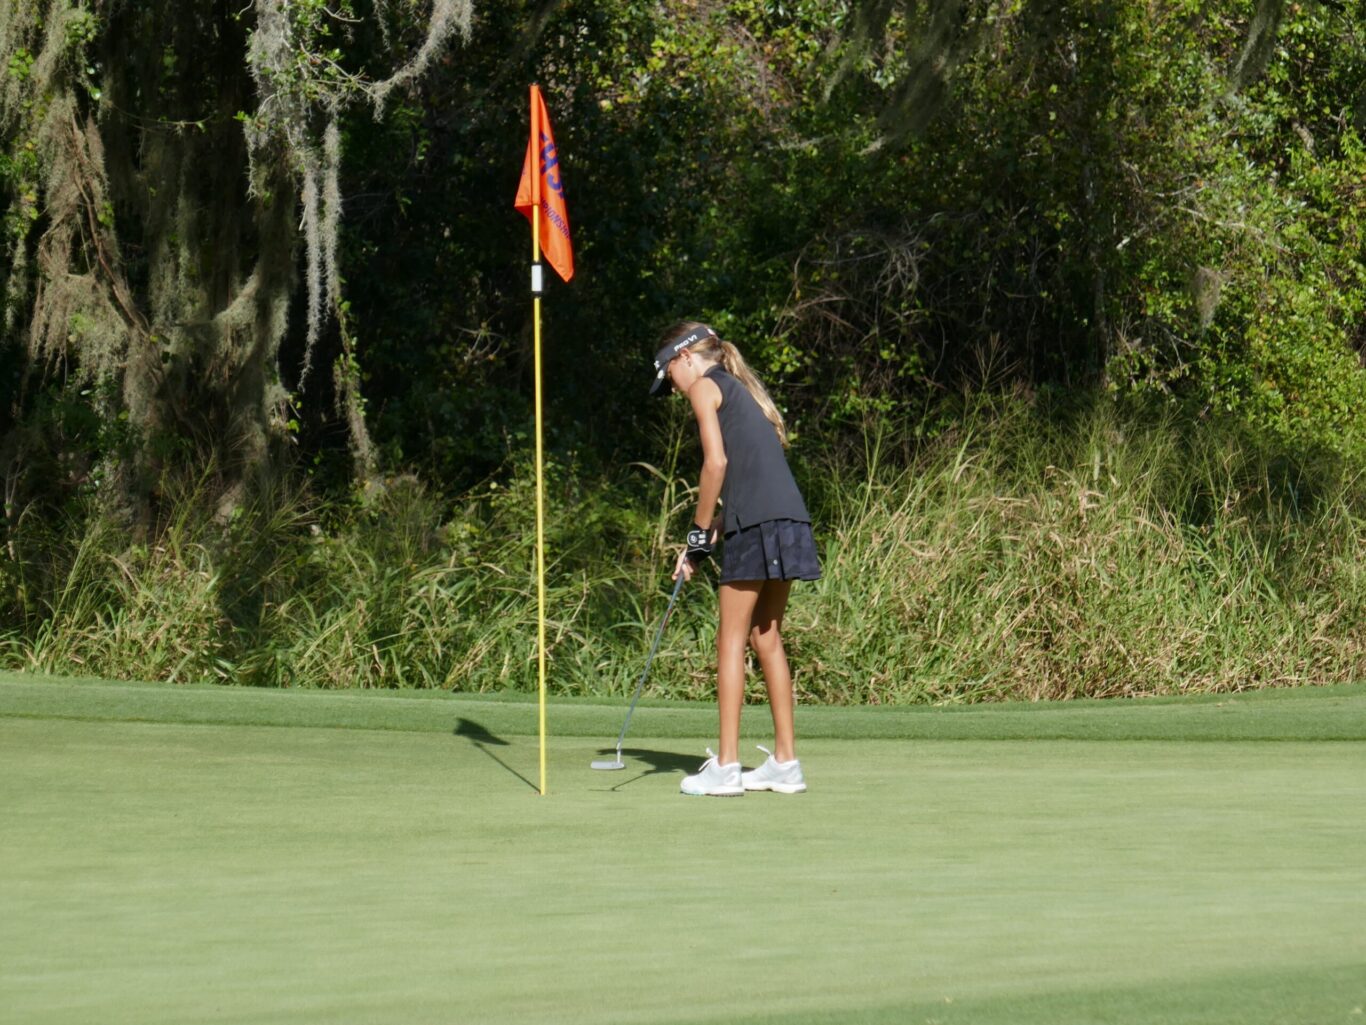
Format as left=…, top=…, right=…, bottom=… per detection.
left=2, top=0, right=1364, bottom=547
left=323, top=0, right=1365, bottom=491
left=0, top=0, right=468, bottom=530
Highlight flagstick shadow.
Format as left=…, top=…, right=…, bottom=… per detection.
left=454, top=718, right=538, bottom=793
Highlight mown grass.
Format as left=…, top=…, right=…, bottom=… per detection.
left=2, top=395, right=1364, bottom=700
left=3, top=678, right=1364, bottom=1025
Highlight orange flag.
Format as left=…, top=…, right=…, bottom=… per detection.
left=514, top=84, right=574, bottom=283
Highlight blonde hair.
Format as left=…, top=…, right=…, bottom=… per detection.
left=660, top=321, right=789, bottom=447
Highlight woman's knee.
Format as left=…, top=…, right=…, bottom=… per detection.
left=749, top=622, right=783, bottom=656
left=717, top=626, right=749, bottom=659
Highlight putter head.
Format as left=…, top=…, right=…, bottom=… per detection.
left=590, top=759, right=626, bottom=770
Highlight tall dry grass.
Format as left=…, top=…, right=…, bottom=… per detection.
left=794, top=397, right=1366, bottom=702
left=3, top=397, right=1363, bottom=701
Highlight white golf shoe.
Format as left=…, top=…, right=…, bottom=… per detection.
left=741, top=746, right=807, bottom=793
left=680, top=748, right=743, bottom=797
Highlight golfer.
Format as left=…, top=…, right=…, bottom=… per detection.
left=649, top=322, right=820, bottom=796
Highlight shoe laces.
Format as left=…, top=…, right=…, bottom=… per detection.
left=696, top=747, right=718, bottom=771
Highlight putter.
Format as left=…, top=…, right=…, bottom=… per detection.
left=591, top=572, right=687, bottom=770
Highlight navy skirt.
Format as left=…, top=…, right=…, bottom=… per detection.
left=719, top=519, right=822, bottom=584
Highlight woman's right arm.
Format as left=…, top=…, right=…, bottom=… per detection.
left=688, top=376, right=726, bottom=531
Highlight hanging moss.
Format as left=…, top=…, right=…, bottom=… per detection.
left=1228, top=0, right=1285, bottom=94
left=1, top=0, right=470, bottom=525
left=246, top=0, right=470, bottom=402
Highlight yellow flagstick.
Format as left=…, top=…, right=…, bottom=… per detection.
left=532, top=204, right=548, bottom=797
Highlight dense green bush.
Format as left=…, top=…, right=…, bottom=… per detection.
left=312, top=0, right=1366, bottom=487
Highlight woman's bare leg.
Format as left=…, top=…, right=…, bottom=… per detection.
left=749, top=580, right=796, bottom=762
left=717, top=581, right=763, bottom=765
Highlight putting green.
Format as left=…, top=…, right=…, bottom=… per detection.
left=2, top=676, right=1364, bottom=1024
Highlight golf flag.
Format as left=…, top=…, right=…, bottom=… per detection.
left=514, top=84, right=574, bottom=283
left=514, top=84, right=575, bottom=797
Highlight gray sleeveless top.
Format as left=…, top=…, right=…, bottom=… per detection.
left=705, top=366, right=810, bottom=534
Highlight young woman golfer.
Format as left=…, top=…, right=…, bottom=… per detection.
left=649, top=322, right=820, bottom=797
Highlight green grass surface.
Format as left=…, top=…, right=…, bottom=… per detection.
left=3, top=674, right=1365, bottom=1024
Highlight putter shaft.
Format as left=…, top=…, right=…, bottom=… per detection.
left=598, top=573, right=686, bottom=767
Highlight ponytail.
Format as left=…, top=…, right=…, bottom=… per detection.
left=717, top=340, right=789, bottom=448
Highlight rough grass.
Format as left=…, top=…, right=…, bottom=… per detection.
left=802, top=398, right=1366, bottom=702
left=2, top=397, right=1364, bottom=700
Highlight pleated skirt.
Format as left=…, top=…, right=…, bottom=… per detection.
left=719, top=519, right=822, bottom=584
